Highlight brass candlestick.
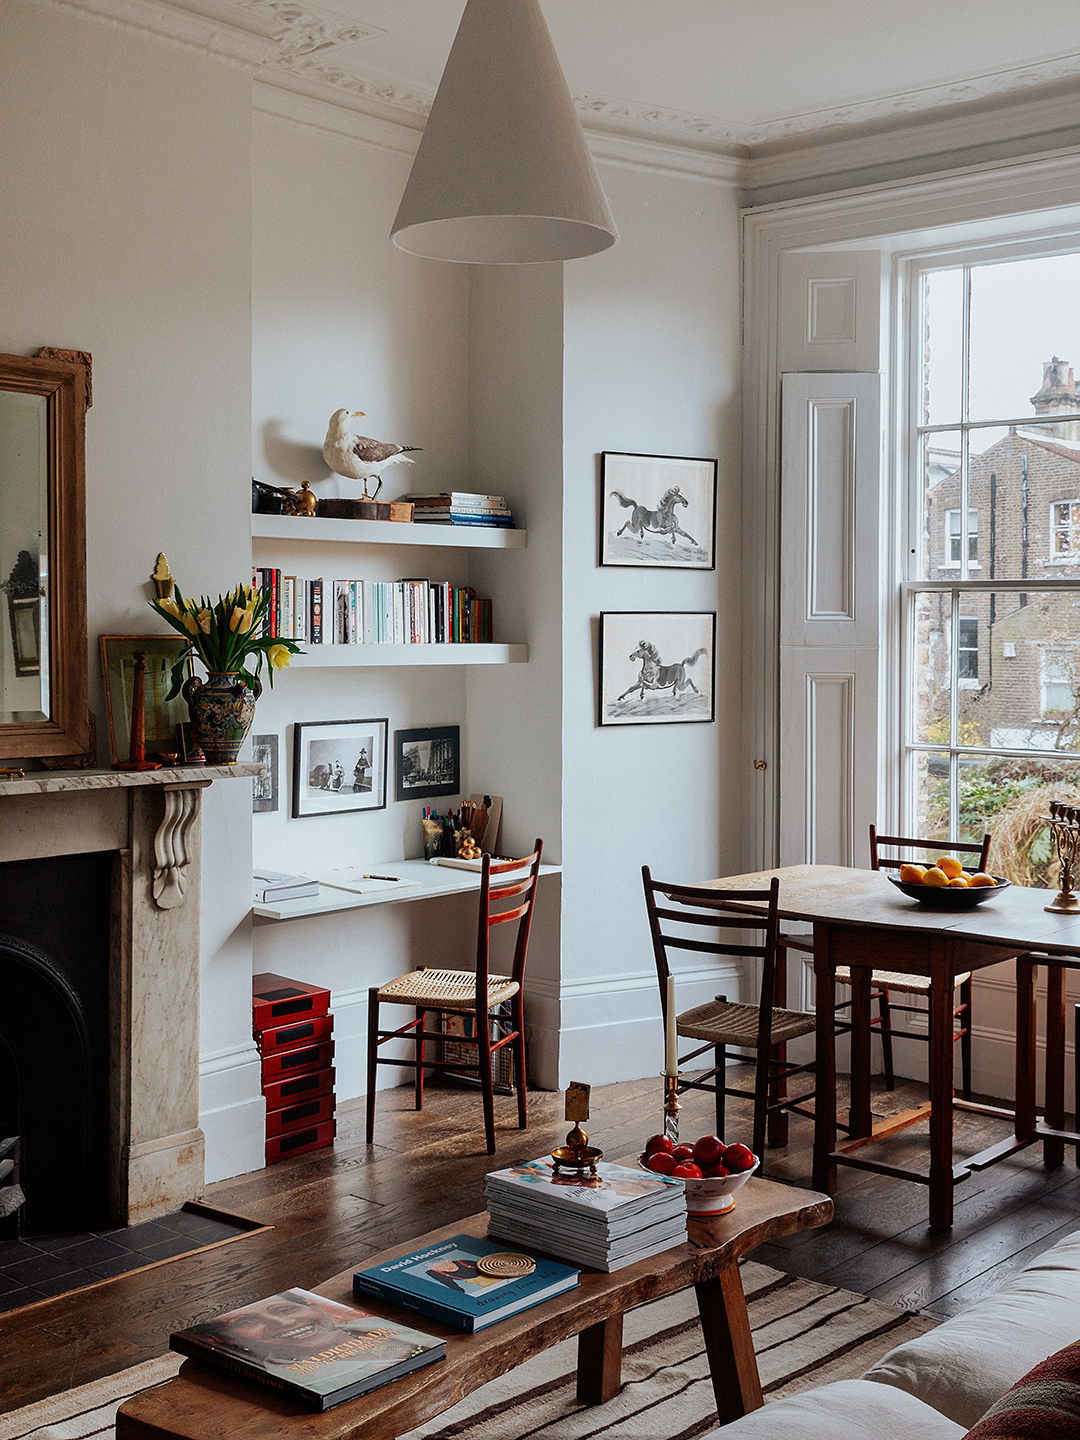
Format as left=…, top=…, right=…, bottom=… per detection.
left=551, top=1081, right=603, bottom=1178
left=663, top=1072, right=681, bottom=1145
left=1043, top=802, right=1080, bottom=913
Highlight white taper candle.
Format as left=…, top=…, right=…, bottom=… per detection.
left=664, top=974, right=677, bottom=1077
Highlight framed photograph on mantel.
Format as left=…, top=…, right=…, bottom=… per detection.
left=292, top=718, right=388, bottom=817
left=599, top=611, right=715, bottom=726
left=600, top=452, right=717, bottom=569
left=394, top=725, right=460, bottom=802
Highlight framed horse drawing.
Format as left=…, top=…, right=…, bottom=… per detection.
left=598, top=612, right=715, bottom=725
left=600, top=452, right=717, bottom=569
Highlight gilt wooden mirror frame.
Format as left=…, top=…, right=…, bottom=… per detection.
left=0, top=348, right=90, bottom=759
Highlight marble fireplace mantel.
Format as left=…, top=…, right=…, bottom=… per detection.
left=0, top=764, right=260, bottom=1224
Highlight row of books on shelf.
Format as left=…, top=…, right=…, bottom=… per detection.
left=251, top=570, right=494, bottom=645
left=168, top=1155, right=689, bottom=1411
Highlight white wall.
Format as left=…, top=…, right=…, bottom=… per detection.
left=0, top=0, right=259, bottom=1180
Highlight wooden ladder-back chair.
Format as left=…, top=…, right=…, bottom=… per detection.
left=642, top=867, right=817, bottom=1166
left=854, top=825, right=991, bottom=1098
left=366, top=841, right=543, bottom=1156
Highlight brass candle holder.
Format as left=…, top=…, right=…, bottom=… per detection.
left=1043, top=802, right=1080, bottom=913
left=551, top=1080, right=603, bottom=1179
left=662, top=1072, right=681, bottom=1145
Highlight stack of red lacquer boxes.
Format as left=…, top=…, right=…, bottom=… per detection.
left=253, top=972, right=336, bottom=1163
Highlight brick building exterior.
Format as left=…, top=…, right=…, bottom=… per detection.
left=924, top=364, right=1080, bottom=751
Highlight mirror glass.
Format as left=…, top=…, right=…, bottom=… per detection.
left=0, top=389, right=50, bottom=722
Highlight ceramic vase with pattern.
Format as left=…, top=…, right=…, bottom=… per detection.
left=182, top=671, right=261, bottom=765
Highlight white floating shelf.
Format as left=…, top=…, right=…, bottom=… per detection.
left=251, top=514, right=526, bottom=549
left=287, top=643, right=527, bottom=667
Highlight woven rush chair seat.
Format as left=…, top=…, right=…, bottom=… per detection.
left=834, top=966, right=972, bottom=994
left=375, top=968, right=519, bottom=1010
left=677, top=999, right=816, bottom=1048
left=366, top=841, right=543, bottom=1156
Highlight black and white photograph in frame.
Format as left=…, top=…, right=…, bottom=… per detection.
left=251, top=733, right=279, bottom=813
left=394, top=725, right=460, bottom=802
left=292, top=718, right=388, bottom=818
left=599, top=612, right=715, bottom=726
left=600, top=452, right=717, bottom=569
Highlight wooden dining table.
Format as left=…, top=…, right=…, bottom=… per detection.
left=703, top=864, right=1080, bottom=1228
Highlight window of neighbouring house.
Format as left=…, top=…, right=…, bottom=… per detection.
left=1050, top=499, right=1080, bottom=561
left=906, top=251, right=1080, bottom=885
left=1041, top=647, right=1074, bottom=715
left=945, top=509, right=979, bottom=566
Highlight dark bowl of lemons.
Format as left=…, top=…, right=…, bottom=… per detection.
left=886, top=861, right=1011, bottom=908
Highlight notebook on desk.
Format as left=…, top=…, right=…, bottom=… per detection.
left=318, top=870, right=423, bottom=896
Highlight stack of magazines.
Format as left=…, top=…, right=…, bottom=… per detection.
left=485, top=1158, right=687, bottom=1272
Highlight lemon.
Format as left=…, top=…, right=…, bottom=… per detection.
left=922, top=866, right=949, bottom=887
left=899, top=863, right=926, bottom=884
left=938, top=856, right=964, bottom=879
left=947, top=876, right=969, bottom=887
left=968, top=872, right=996, bottom=887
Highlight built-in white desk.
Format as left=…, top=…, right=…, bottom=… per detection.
left=252, top=858, right=562, bottom=922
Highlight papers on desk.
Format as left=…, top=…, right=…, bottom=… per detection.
left=319, top=869, right=423, bottom=897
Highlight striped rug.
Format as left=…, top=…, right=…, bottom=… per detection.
left=0, top=1263, right=938, bottom=1440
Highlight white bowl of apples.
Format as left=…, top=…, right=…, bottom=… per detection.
left=639, top=1134, right=759, bottom=1216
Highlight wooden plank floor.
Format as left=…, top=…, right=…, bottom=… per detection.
left=1, top=1068, right=1078, bottom=1412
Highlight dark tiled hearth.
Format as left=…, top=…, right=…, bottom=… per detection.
left=0, top=1205, right=250, bottom=1312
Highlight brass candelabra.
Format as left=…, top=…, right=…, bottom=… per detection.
left=663, top=1072, right=681, bottom=1144
left=1043, top=802, right=1080, bottom=913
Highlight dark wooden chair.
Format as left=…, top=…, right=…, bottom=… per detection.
left=778, top=827, right=989, bottom=1099
left=642, top=867, right=817, bottom=1165
left=366, top=841, right=543, bottom=1155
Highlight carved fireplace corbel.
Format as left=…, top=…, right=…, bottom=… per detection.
left=152, top=780, right=212, bottom=908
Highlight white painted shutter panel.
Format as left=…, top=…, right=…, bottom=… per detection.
left=779, top=251, right=882, bottom=373
left=780, top=373, right=881, bottom=868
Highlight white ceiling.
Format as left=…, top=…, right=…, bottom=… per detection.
left=183, top=0, right=1080, bottom=148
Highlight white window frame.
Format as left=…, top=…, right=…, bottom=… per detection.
left=899, top=244, right=1080, bottom=837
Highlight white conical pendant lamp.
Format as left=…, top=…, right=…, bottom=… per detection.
left=391, top=0, right=618, bottom=265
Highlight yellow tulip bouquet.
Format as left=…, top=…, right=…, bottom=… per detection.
left=149, top=584, right=302, bottom=698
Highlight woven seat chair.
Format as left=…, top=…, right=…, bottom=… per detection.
left=642, top=868, right=817, bottom=1165
left=366, top=841, right=542, bottom=1155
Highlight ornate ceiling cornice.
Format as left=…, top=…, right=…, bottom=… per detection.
left=40, top=0, right=1080, bottom=160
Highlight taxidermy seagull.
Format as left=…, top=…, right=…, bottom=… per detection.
left=322, top=409, right=421, bottom=497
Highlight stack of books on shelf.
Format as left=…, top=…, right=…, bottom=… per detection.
left=353, top=1232, right=578, bottom=1332
left=404, top=492, right=515, bottom=529
left=251, top=570, right=493, bottom=645
left=253, top=973, right=336, bottom=1163
left=484, top=1158, right=687, bottom=1273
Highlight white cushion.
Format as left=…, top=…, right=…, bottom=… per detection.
left=700, top=1378, right=965, bottom=1439
left=863, top=1227, right=1080, bottom=1429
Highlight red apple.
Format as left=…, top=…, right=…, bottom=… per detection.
left=646, top=1151, right=677, bottom=1175
left=721, top=1143, right=756, bottom=1173
left=703, top=1163, right=730, bottom=1178
left=691, top=1134, right=726, bottom=1169
left=671, top=1161, right=703, bottom=1179
left=644, top=1134, right=674, bottom=1157
left=672, top=1144, right=696, bottom=1164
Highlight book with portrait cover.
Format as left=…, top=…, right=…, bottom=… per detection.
left=353, top=1232, right=578, bottom=1332
left=169, top=1288, right=445, bottom=1410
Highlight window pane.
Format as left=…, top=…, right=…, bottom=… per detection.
left=910, top=750, right=950, bottom=841
left=920, top=431, right=960, bottom=580
left=913, top=589, right=952, bottom=744
left=968, top=253, right=1080, bottom=422
left=953, top=590, right=1080, bottom=750
left=923, top=268, right=963, bottom=426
